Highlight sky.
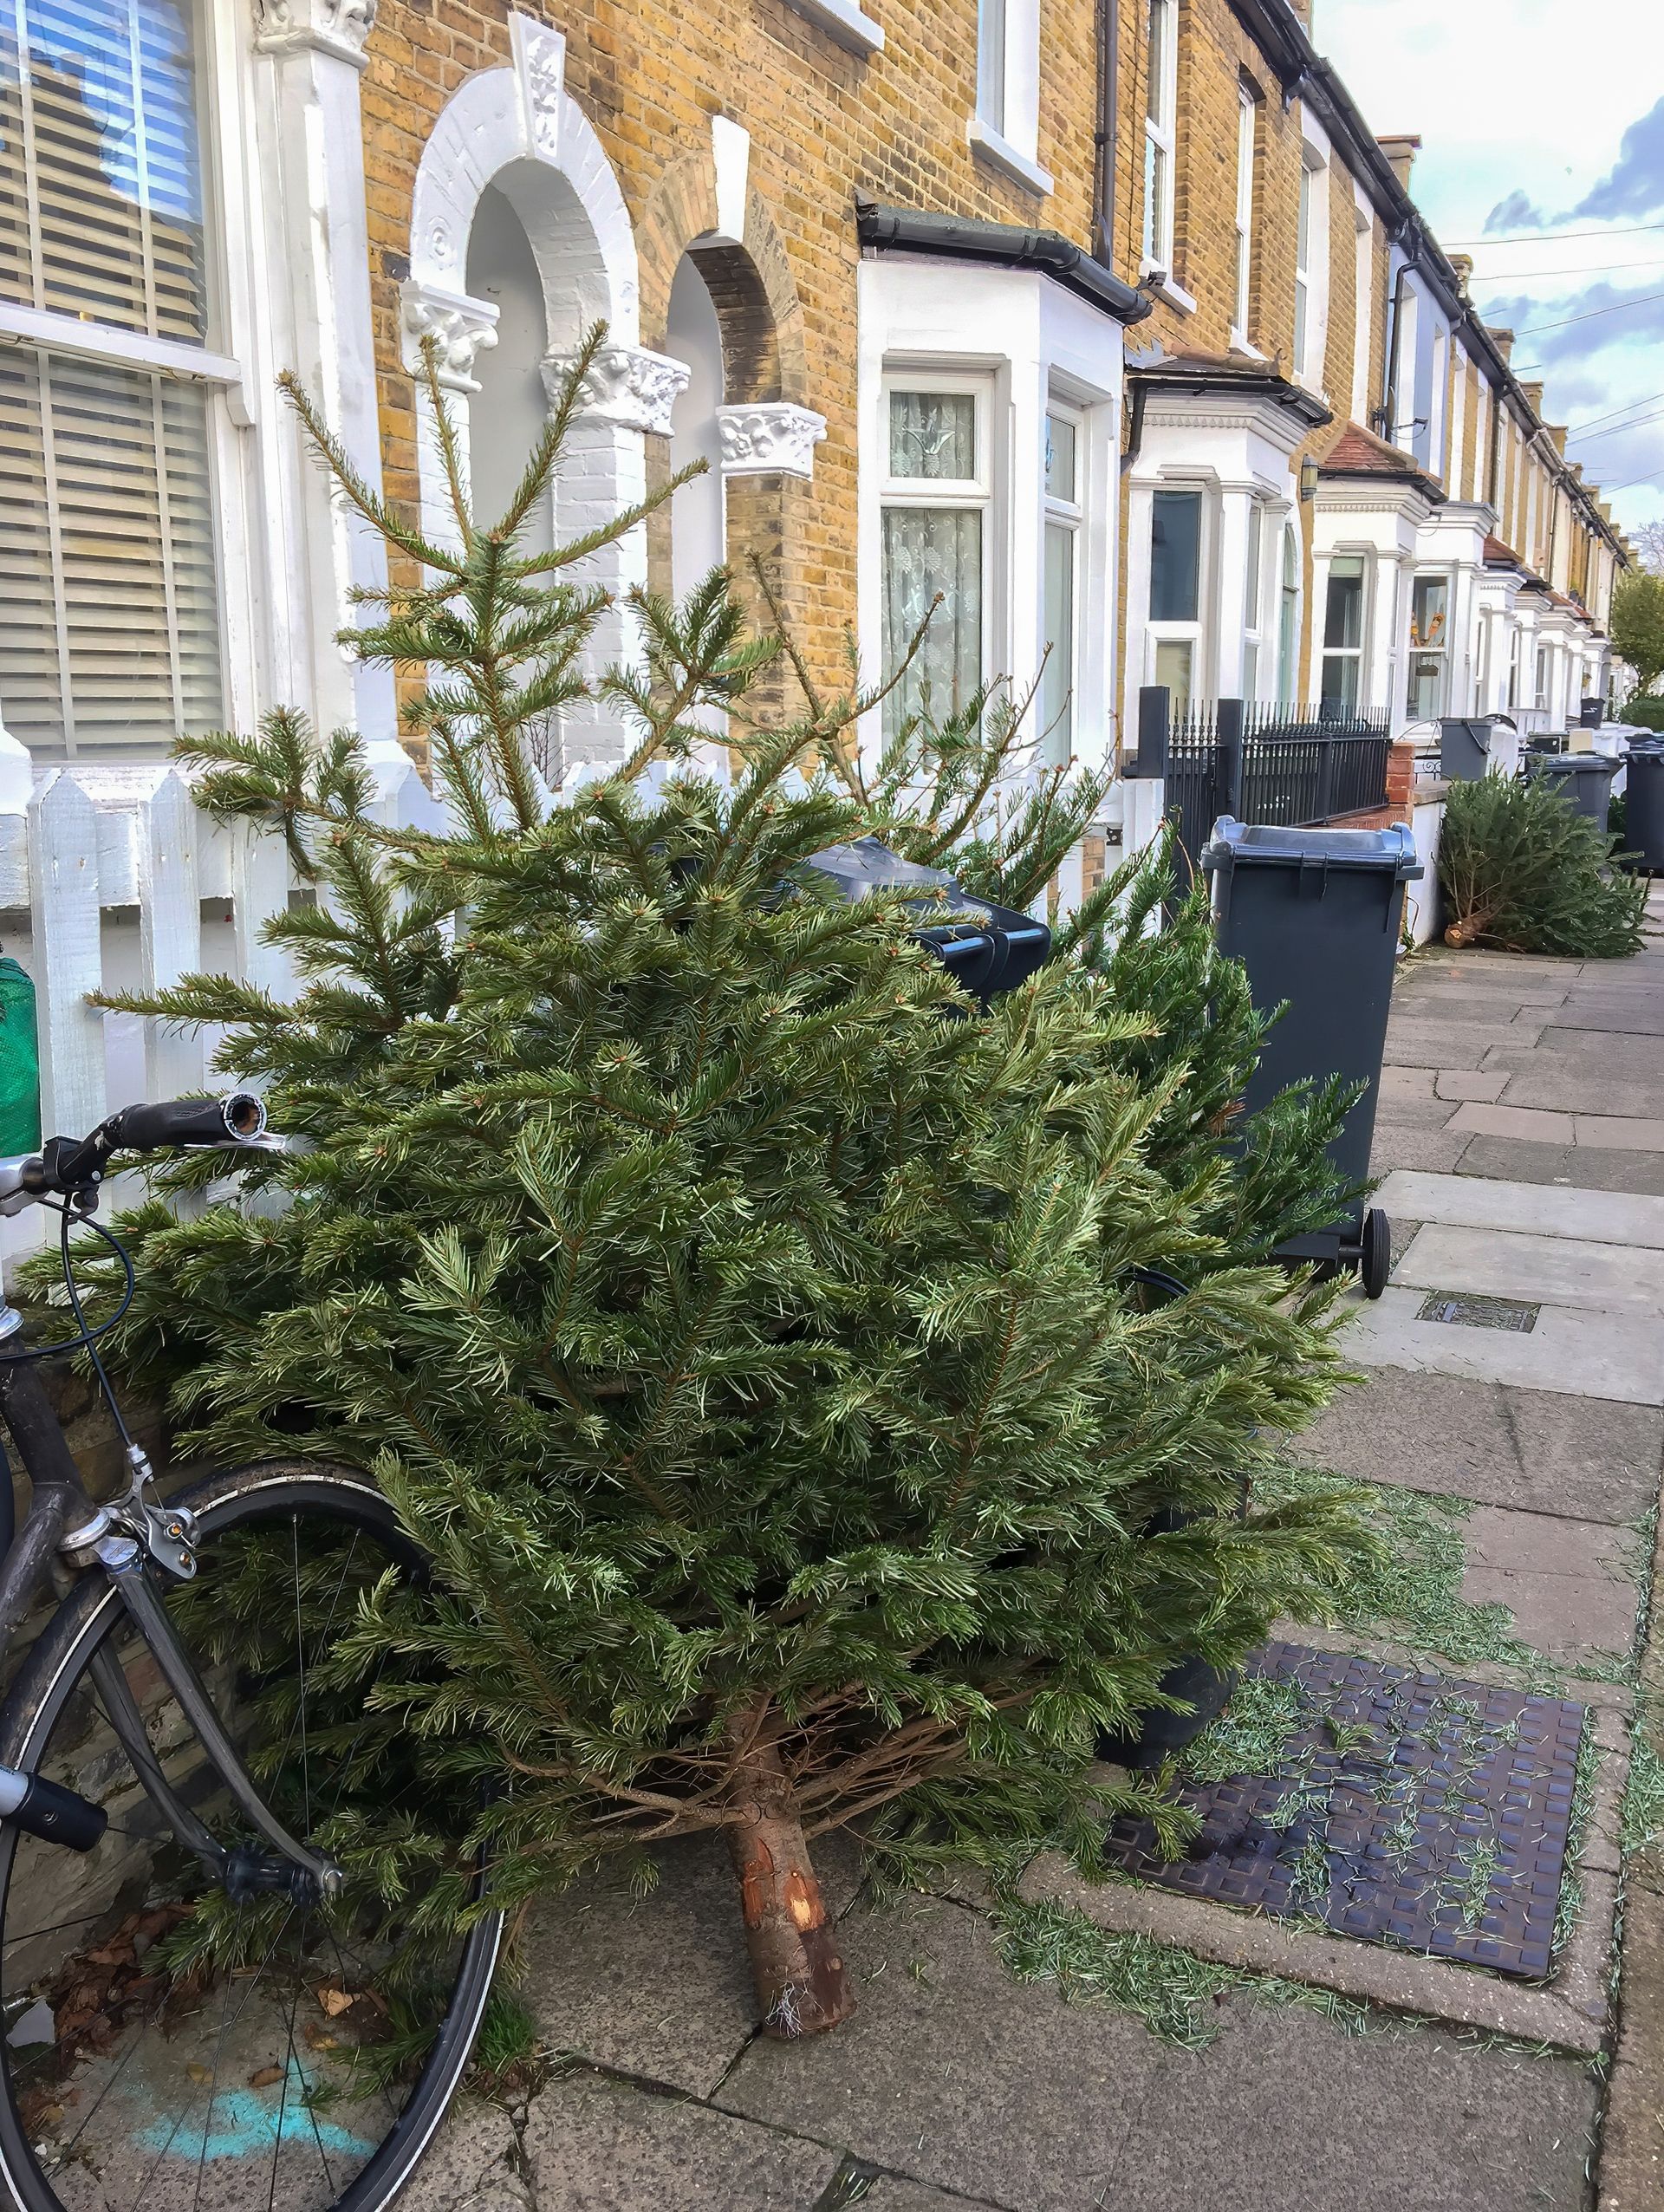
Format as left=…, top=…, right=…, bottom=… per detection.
left=1313, top=0, right=1664, bottom=548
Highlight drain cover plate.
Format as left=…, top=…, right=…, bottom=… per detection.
left=1103, top=1643, right=1586, bottom=1980
left=1419, top=1290, right=1540, bottom=1332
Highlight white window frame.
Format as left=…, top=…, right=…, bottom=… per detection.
left=1277, top=522, right=1302, bottom=706
left=968, top=0, right=1050, bottom=194
left=1534, top=641, right=1550, bottom=714
left=1146, top=479, right=1210, bottom=713
left=1041, top=399, right=1083, bottom=763
left=1142, top=0, right=1178, bottom=279
left=1293, top=142, right=1330, bottom=391
left=1349, top=198, right=1373, bottom=426
left=1320, top=553, right=1370, bottom=717
left=1232, top=84, right=1256, bottom=347
left=1407, top=569, right=1453, bottom=720
left=1241, top=499, right=1265, bottom=702
left=1427, top=323, right=1449, bottom=480
left=879, top=371, right=997, bottom=729
left=0, top=0, right=244, bottom=758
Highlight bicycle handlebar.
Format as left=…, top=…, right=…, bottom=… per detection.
left=0, top=1092, right=270, bottom=1210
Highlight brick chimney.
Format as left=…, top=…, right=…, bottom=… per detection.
left=1448, top=252, right=1473, bottom=302
left=1522, top=381, right=1546, bottom=416
left=1486, top=326, right=1515, bottom=365
left=1286, top=0, right=1314, bottom=27
left=1376, top=133, right=1422, bottom=193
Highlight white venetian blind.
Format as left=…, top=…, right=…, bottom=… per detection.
left=0, top=0, right=220, bottom=758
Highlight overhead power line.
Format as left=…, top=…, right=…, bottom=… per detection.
left=1511, top=287, right=1664, bottom=338
left=1470, top=256, right=1664, bottom=284
left=1603, top=465, right=1664, bottom=496
left=1570, top=387, right=1664, bottom=435
left=1444, top=220, right=1664, bottom=247
left=1568, top=406, right=1664, bottom=450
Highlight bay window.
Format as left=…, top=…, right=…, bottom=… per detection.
left=881, top=381, right=990, bottom=735
left=1041, top=406, right=1081, bottom=762
left=1407, top=572, right=1450, bottom=719
left=1321, top=556, right=1366, bottom=715
left=1148, top=486, right=1202, bottom=712
left=0, top=0, right=226, bottom=758
left=1143, top=0, right=1177, bottom=274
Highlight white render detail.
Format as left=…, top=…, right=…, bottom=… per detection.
left=250, top=0, right=399, bottom=746
left=510, top=10, right=566, bottom=162
left=711, top=115, right=751, bottom=246
left=251, top=0, right=378, bottom=70
left=400, top=282, right=502, bottom=392
left=717, top=401, right=828, bottom=478
left=543, top=345, right=692, bottom=435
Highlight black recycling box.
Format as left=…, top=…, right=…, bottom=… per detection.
left=801, top=836, right=1050, bottom=1005
left=1202, top=817, right=1423, bottom=1299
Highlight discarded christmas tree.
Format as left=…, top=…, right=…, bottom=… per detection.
left=80, top=329, right=1371, bottom=2038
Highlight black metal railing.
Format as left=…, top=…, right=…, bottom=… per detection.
left=1128, top=688, right=1392, bottom=886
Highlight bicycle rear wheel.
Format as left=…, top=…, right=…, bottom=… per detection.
left=0, top=1461, right=503, bottom=2212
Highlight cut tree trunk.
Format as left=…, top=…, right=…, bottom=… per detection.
left=725, top=1725, right=855, bottom=2039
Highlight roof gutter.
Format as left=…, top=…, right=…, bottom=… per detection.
left=854, top=202, right=1153, bottom=326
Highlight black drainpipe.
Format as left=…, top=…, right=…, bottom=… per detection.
left=1093, top=0, right=1119, bottom=263
left=1376, top=244, right=1412, bottom=442
left=1121, top=381, right=1149, bottom=476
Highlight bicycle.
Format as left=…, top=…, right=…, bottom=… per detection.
left=0, top=1095, right=504, bottom=2212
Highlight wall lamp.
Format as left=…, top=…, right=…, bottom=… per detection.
left=1299, top=455, right=1322, bottom=502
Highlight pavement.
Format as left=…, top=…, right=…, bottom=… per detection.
left=421, top=894, right=1664, bottom=2212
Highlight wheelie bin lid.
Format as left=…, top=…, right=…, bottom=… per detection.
left=1528, top=751, right=1618, bottom=776
left=799, top=836, right=1051, bottom=1004
left=1200, top=816, right=1422, bottom=881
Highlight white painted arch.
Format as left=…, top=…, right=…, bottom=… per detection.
left=408, top=54, right=640, bottom=348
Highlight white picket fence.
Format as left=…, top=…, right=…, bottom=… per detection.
left=0, top=731, right=444, bottom=1278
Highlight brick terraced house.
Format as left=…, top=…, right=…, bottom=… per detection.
left=0, top=0, right=1631, bottom=793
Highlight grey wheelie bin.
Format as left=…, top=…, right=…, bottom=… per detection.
left=1440, top=717, right=1494, bottom=782
left=1201, top=817, right=1423, bottom=1299
left=1624, top=738, right=1664, bottom=873
left=1527, top=751, right=1619, bottom=835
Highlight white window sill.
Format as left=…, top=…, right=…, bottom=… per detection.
left=1140, top=261, right=1197, bottom=316
left=1229, top=330, right=1267, bottom=362
left=781, top=0, right=884, bottom=55
left=966, top=117, right=1052, bottom=197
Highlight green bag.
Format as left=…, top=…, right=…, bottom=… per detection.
left=0, top=956, right=42, bottom=1154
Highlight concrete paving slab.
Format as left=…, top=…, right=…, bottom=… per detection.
left=1446, top=1101, right=1576, bottom=1142
left=1499, top=1070, right=1664, bottom=1118
left=1576, top=1113, right=1664, bottom=1150
left=402, top=2100, right=527, bottom=2212
left=1460, top=1505, right=1641, bottom=1665
left=719, top=1895, right=1160, bottom=2211
left=1342, top=1285, right=1664, bottom=1404
left=1374, top=1170, right=1664, bottom=1249
left=1109, top=1995, right=1600, bottom=2212
left=519, top=1832, right=860, bottom=2098
left=1368, top=1122, right=1474, bottom=1174
left=1284, top=1370, right=1664, bottom=1522
left=1385, top=1020, right=1542, bottom=1070
left=861, top=2183, right=1004, bottom=2212
left=1434, top=1069, right=1511, bottom=1102
left=1364, top=1090, right=1463, bottom=1132
left=1394, top=1220, right=1664, bottom=1316
left=1454, top=1136, right=1664, bottom=1195
left=1484, top=1029, right=1664, bottom=1077
left=1543, top=1004, right=1664, bottom=1035
left=1396, top=979, right=1571, bottom=1008
left=1379, top=1065, right=1437, bottom=1103
left=523, top=2073, right=841, bottom=2211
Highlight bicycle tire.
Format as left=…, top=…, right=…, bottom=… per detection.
left=0, top=1459, right=504, bottom=2212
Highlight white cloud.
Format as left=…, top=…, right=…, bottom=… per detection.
left=1316, top=0, right=1664, bottom=534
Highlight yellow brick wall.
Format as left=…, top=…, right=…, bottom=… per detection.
left=361, top=0, right=1102, bottom=699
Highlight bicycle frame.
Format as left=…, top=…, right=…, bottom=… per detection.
left=0, top=1194, right=339, bottom=1898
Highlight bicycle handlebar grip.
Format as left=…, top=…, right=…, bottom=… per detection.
left=114, top=1094, right=267, bottom=1151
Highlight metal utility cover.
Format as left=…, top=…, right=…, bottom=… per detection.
left=1104, top=1643, right=1586, bottom=1980
left=1418, top=1290, right=1540, bottom=1333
